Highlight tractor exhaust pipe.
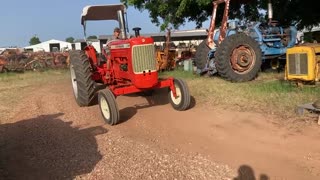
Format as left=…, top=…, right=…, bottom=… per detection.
left=268, top=0, right=273, bottom=24
left=117, top=10, right=127, bottom=39
left=132, top=27, right=141, bottom=37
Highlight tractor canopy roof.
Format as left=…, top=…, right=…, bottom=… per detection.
left=81, top=4, right=125, bottom=25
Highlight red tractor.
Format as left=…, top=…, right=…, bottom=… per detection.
left=69, top=4, right=191, bottom=125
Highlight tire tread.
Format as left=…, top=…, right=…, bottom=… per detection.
left=70, top=50, right=96, bottom=106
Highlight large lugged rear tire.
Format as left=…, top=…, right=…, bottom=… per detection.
left=69, top=50, right=96, bottom=107
left=194, top=39, right=210, bottom=70
left=168, top=78, right=191, bottom=111
left=98, top=89, right=120, bottom=125
left=215, top=33, right=262, bottom=82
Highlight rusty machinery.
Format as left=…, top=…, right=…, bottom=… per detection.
left=155, top=29, right=197, bottom=71
left=69, top=4, right=191, bottom=125
left=176, top=44, right=196, bottom=62
left=0, top=57, right=7, bottom=73
left=194, top=0, right=298, bottom=82
left=290, top=44, right=320, bottom=120
left=0, top=49, right=69, bottom=72
left=155, top=28, right=176, bottom=71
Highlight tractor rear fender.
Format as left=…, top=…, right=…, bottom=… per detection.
left=84, top=45, right=98, bottom=67
left=83, top=45, right=110, bottom=83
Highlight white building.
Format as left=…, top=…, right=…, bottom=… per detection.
left=143, top=29, right=207, bottom=47
left=72, top=29, right=208, bottom=53
left=73, top=39, right=102, bottom=53
left=24, top=39, right=72, bottom=52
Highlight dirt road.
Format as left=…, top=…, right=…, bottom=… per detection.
left=1, top=79, right=320, bottom=180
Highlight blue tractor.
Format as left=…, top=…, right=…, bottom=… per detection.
left=194, top=0, right=297, bottom=82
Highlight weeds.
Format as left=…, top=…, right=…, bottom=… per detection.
left=160, top=69, right=320, bottom=118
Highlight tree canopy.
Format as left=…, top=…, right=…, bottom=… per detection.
left=122, top=0, right=320, bottom=31
left=87, top=35, right=98, bottom=40
left=65, top=37, right=75, bottom=43
left=29, top=35, right=41, bottom=45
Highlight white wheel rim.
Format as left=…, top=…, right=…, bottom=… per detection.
left=170, top=84, right=182, bottom=105
left=70, top=64, right=78, bottom=98
left=100, top=97, right=111, bottom=119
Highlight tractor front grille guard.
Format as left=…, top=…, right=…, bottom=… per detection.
left=132, top=44, right=157, bottom=73
left=288, top=53, right=308, bottom=75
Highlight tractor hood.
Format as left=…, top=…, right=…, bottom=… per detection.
left=81, top=4, right=126, bottom=25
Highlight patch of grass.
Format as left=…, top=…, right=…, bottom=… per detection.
left=0, top=69, right=70, bottom=123
left=0, top=69, right=69, bottom=82
left=1, top=68, right=318, bottom=123
left=160, top=69, right=320, bottom=119
left=159, top=69, right=199, bottom=80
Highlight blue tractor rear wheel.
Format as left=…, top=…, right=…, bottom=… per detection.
left=194, top=39, right=210, bottom=71
left=215, top=33, right=262, bottom=82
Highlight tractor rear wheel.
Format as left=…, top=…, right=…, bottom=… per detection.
left=168, top=78, right=191, bottom=111
left=69, top=50, right=96, bottom=106
left=215, top=33, right=262, bottom=82
left=98, top=89, right=120, bottom=125
left=194, top=39, right=210, bottom=70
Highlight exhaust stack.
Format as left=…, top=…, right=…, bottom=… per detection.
left=268, top=0, right=273, bottom=24
left=117, top=10, right=127, bottom=39
left=132, top=27, right=141, bottom=37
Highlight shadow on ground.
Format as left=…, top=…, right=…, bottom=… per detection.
left=233, top=164, right=269, bottom=180
left=0, top=113, right=108, bottom=180
left=119, top=88, right=196, bottom=123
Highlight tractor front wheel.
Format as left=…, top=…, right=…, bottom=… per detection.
left=98, top=89, right=120, bottom=125
left=168, top=78, right=191, bottom=111
left=69, top=50, right=96, bottom=106
left=215, top=33, right=262, bottom=82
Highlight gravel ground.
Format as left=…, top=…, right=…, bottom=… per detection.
left=78, top=131, right=234, bottom=180
left=2, top=79, right=320, bottom=180
left=0, top=81, right=235, bottom=180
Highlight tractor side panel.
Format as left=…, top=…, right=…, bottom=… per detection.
left=110, top=47, right=132, bottom=80
left=250, top=22, right=297, bottom=57
left=109, top=37, right=158, bottom=89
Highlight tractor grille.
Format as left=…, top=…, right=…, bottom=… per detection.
left=288, top=53, right=308, bottom=75
left=132, top=44, right=156, bottom=73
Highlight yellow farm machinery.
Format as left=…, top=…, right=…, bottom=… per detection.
left=285, top=43, right=320, bottom=84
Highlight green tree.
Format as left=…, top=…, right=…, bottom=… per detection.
left=122, top=0, right=320, bottom=31
left=29, top=35, right=41, bottom=45
left=122, top=0, right=261, bottom=31
left=65, top=37, right=75, bottom=43
left=87, top=35, right=98, bottom=39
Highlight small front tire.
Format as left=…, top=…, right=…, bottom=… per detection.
left=98, top=89, right=120, bottom=125
left=168, top=78, right=191, bottom=111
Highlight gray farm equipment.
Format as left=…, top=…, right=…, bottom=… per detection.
left=194, top=0, right=297, bottom=82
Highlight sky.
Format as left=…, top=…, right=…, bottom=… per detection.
left=0, top=0, right=210, bottom=48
